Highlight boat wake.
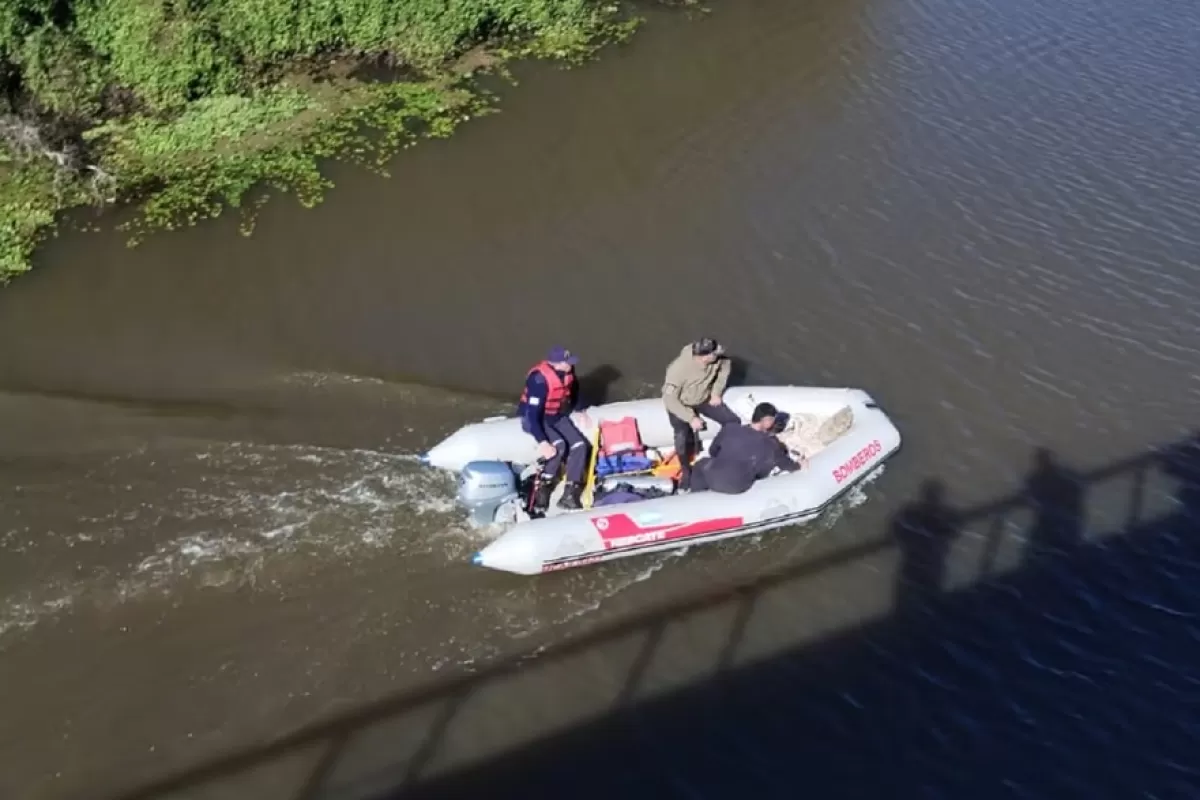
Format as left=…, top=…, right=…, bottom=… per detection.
left=0, top=441, right=461, bottom=640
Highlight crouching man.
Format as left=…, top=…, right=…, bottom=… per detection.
left=690, top=402, right=802, bottom=494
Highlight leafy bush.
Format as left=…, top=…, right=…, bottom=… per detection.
left=0, top=0, right=637, bottom=284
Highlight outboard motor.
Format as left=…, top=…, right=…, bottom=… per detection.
left=456, top=461, right=520, bottom=527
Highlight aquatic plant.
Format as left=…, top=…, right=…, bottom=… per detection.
left=0, top=0, right=640, bottom=282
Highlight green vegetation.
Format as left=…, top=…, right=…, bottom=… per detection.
left=0, top=0, right=641, bottom=282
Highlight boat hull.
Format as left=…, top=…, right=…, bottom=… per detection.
left=422, top=387, right=902, bottom=575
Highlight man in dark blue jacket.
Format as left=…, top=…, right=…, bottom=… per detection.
left=690, top=402, right=802, bottom=494
left=517, top=346, right=592, bottom=511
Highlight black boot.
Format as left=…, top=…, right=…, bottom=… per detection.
left=557, top=481, right=583, bottom=510
left=531, top=479, right=555, bottom=513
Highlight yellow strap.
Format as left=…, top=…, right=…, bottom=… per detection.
left=582, top=426, right=601, bottom=509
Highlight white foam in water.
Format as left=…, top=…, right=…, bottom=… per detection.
left=0, top=441, right=461, bottom=639
left=132, top=533, right=262, bottom=578
left=0, top=591, right=79, bottom=638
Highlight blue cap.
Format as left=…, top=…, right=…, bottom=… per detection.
left=547, top=346, right=578, bottom=365
left=471, top=552, right=483, bottom=566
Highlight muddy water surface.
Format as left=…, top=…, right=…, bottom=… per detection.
left=2, top=0, right=1199, bottom=796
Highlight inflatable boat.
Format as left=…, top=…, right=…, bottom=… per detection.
left=421, top=386, right=901, bottom=575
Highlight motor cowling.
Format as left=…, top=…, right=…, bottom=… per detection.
left=457, top=461, right=519, bottom=527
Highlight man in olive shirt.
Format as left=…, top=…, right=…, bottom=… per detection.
left=662, top=338, right=740, bottom=490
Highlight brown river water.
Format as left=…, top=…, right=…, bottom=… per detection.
left=2, top=0, right=1199, bottom=797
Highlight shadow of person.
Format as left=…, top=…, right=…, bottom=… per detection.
left=1024, top=447, right=1085, bottom=564
left=727, top=355, right=752, bottom=387
left=890, top=479, right=959, bottom=617
left=576, top=364, right=622, bottom=407
left=1159, top=430, right=1200, bottom=533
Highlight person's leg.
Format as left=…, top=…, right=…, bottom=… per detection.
left=529, top=422, right=568, bottom=512
left=668, top=411, right=697, bottom=490
left=695, top=402, right=741, bottom=428
left=689, top=460, right=711, bottom=493
left=541, top=429, right=567, bottom=482
left=555, top=418, right=590, bottom=485
left=548, top=417, right=589, bottom=509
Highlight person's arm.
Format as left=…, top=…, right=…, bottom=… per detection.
left=708, top=425, right=728, bottom=457
left=662, top=359, right=695, bottom=421
left=772, top=438, right=801, bottom=473
left=521, top=372, right=549, bottom=443
left=711, top=356, right=732, bottom=397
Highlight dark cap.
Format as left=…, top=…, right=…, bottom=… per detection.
left=691, top=338, right=724, bottom=357
left=546, top=346, right=578, bottom=365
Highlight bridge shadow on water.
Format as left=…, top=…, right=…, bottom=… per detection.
left=110, top=432, right=1200, bottom=800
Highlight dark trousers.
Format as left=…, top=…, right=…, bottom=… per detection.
left=541, top=416, right=589, bottom=484
left=689, top=459, right=712, bottom=493
left=667, top=402, right=741, bottom=489
left=688, top=458, right=753, bottom=495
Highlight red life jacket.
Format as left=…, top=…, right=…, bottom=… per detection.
left=519, top=361, right=575, bottom=415
left=599, top=416, right=644, bottom=457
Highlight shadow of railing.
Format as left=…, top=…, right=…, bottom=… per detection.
left=108, top=431, right=1200, bottom=800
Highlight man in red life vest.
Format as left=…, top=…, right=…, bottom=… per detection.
left=518, top=346, right=592, bottom=511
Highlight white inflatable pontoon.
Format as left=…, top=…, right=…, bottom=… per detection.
left=421, top=386, right=901, bottom=575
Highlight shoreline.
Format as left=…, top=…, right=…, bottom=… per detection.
left=0, top=0, right=651, bottom=284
